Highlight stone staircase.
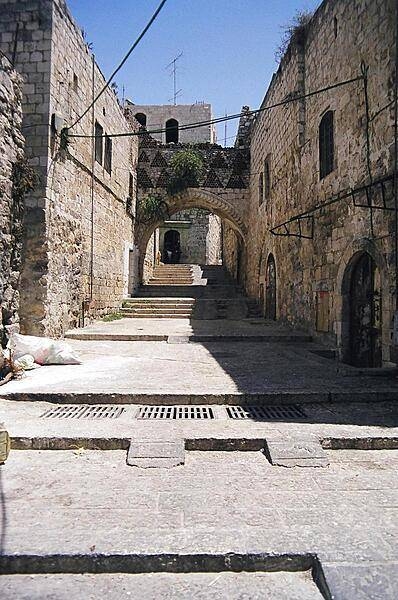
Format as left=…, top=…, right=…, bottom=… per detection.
left=122, top=265, right=261, bottom=319
left=147, top=265, right=194, bottom=286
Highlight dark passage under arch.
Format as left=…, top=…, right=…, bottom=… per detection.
left=163, top=229, right=181, bottom=264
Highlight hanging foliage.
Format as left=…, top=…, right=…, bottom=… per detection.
left=11, top=158, right=38, bottom=202
left=137, top=193, right=169, bottom=224
left=167, top=149, right=204, bottom=196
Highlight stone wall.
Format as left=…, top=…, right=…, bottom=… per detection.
left=0, top=55, right=24, bottom=346
left=244, top=0, right=396, bottom=363
left=125, top=102, right=216, bottom=144
left=0, top=0, right=138, bottom=335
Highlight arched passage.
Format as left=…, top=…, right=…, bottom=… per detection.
left=135, top=188, right=246, bottom=284
left=341, top=251, right=382, bottom=367
left=163, top=229, right=181, bottom=264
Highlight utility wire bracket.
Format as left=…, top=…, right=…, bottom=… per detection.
left=270, top=215, right=314, bottom=239
left=351, top=174, right=395, bottom=211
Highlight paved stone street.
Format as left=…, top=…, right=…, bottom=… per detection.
left=2, top=315, right=398, bottom=597
left=1, top=448, right=398, bottom=598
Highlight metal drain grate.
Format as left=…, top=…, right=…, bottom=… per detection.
left=40, top=405, right=125, bottom=419
left=137, top=406, right=215, bottom=420
left=226, top=405, right=307, bottom=420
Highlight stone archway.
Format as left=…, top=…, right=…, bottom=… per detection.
left=135, top=188, right=247, bottom=282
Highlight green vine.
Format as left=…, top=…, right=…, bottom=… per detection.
left=137, top=193, right=169, bottom=223
left=167, top=149, right=204, bottom=196
left=11, top=158, right=39, bottom=201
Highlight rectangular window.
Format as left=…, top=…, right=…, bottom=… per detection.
left=104, top=135, right=112, bottom=174
left=319, top=111, right=334, bottom=180
left=258, top=172, right=264, bottom=206
left=94, top=121, right=103, bottom=165
left=264, top=156, right=271, bottom=199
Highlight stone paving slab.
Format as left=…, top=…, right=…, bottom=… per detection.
left=0, top=571, right=323, bottom=599
left=1, top=339, right=397, bottom=401
left=65, top=318, right=313, bottom=341
left=127, top=439, right=185, bottom=468
left=264, top=438, right=330, bottom=468
left=1, top=449, right=398, bottom=560
left=320, top=563, right=398, bottom=600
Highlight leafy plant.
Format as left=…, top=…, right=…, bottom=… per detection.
left=102, top=312, right=123, bottom=322
left=137, top=194, right=169, bottom=224
left=275, top=10, right=313, bottom=62
left=11, top=158, right=38, bottom=201
left=167, top=149, right=204, bottom=196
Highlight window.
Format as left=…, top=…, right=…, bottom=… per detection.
left=94, top=121, right=103, bottom=165
left=319, top=110, right=334, bottom=180
left=104, top=135, right=112, bottom=174
left=264, top=156, right=271, bottom=199
left=258, top=172, right=264, bottom=205
left=165, top=118, right=179, bottom=143
left=333, top=16, right=338, bottom=38
left=135, top=112, right=147, bottom=127
left=72, top=73, right=78, bottom=92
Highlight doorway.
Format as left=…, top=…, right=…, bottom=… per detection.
left=163, top=230, right=181, bottom=264
left=348, top=252, right=382, bottom=367
left=265, top=254, right=276, bottom=320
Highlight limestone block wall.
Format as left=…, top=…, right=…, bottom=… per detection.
left=0, top=0, right=138, bottom=335
left=206, top=213, right=222, bottom=265
left=245, top=0, right=396, bottom=361
left=125, top=102, right=216, bottom=144
left=0, top=55, right=24, bottom=346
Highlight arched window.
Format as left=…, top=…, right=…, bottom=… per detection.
left=319, top=110, right=334, bottom=179
left=166, top=118, right=179, bottom=143
left=135, top=112, right=147, bottom=127
left=258, top=172, right=264, bottom=205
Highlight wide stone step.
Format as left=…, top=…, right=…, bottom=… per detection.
left=121, top=308, right=193, bottom=315
left=122, top=313, right=192, bottom=319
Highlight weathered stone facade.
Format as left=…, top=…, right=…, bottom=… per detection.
left=0, top=0, right=138, bottom=336
left=125, top=102, right=216, bottom=144
left=244, top=0, right=396, bottom=365
left=0, top=55, right=24, bottom=346
left=135, top=137, right=249, bottom=281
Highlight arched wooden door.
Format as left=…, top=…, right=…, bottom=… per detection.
left=349, top=253, right=382, bottom=367
left=265, top=254, right=276, bottom=320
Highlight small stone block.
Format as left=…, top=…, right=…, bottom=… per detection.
left=264, top=438, right=329, bottom=468
left=0, top=424, right=10, bottom=464
left=320, top=563, right=398, bottom=600
left=127, top=439, right=185, bottom=468
left=167, top=336, right=190, bottom=344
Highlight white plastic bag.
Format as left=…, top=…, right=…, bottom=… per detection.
left=8, top=334, right=82, bottom=366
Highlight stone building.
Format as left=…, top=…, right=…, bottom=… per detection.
left=125, top=102, right=216, bottom=144
left=0, top=54, right=25, bottom=345
left=243, top=0, right=396, bottom=367
left=125, top=102, right=222, bottom=280
left=0, top=0, right=138, bottom=337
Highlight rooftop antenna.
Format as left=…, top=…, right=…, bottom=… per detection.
left=166, top=51, right=183, bottom=105
left=224, top=110, right=227, bottom=147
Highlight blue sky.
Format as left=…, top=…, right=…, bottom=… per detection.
left=68, top=0, right=320, bottom=142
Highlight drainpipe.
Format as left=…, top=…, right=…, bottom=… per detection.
left=393, top=0, right=398, bottom=355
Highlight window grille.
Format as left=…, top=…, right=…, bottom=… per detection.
left=94, top=121, right=103, bottom=165
left=104, top=135, right=112, bottom=174
left=319, top=111, right=334, bottom=179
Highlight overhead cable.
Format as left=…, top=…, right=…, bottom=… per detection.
left=68, top=0, right=168, bottom=131
left=68, top=75, right=363, bottom=140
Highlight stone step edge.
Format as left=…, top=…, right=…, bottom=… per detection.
left=10, top=435, right=398, bottom=452
left=3, top=390, right=398, bottom=404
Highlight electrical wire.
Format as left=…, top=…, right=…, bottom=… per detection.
left=67, top=75, right=363, bottom=140
left=68, top=0, right=168, bottom=131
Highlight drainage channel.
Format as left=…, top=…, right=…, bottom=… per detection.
left=37, top=404, right=308, bottom=421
